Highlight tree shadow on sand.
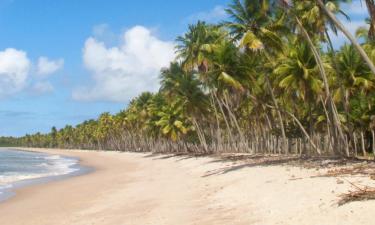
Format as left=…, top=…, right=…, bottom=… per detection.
left=202, top=155, right=374, bottom=177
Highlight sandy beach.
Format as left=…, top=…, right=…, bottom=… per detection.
left=0, top=148, right=375, bottom=225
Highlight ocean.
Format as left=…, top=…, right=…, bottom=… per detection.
left=0, top=148, right=80, bottom=201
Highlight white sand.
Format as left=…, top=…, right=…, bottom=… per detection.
left=0, top=148, right=374, bottom=225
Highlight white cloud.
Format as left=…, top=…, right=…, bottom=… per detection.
left=93, top=23, right=110, bottom=37
left=0, top=48, right=30, bottom=98
left=36, top=57, right=64, bottom=77
left=92, top=23, right=117, bottom=45
left=187, top=5, right=227, bottom=23
left=31, top=81, right=54, bottom=94
left=73, top=26, right=175, bottom=102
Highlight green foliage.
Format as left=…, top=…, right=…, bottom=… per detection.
left=4, top=0, right=375, bottom=156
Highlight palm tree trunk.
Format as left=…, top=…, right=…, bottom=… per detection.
left=265, top=71, right=288, bottom=154
left=260, top=51, right=288, bottom=153
left=213, top=92, right=235, bottom=148
left=316, top=0, right=375, bottom=75
left=266, top=103, right=322, bottom=155
left=361, top=131, right=367, bottom=157
left=210, top=93, right=222, bottom=150
left=222, top=93, right=245, bottom=144
left=295, top=16, right=349, bottom=156
left=192, top=116, right=208, bottom=153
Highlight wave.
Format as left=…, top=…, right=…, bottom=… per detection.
left=0, top=152, right=80, bottom=195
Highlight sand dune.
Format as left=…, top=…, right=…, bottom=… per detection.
left=1, top=148, right=375, bottom=225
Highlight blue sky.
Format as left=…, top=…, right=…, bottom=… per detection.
left=0, top=0, right=369, bottom=136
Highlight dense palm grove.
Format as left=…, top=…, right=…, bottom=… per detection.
left=3, top=0, right=375, bottom=157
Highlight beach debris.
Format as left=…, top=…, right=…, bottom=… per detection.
left=338, top=187, right=375, bottom=206
left=321, top=163, right=375, bottom=178
left=338, top=179, right=375, bottom=206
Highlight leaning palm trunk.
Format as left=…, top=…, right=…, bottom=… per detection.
left=191, top=116, right=208, bottom=153
left=316, top=0, right=375, bottom=76
left=326, top=29, right=355, bottom=155
left=213, top=91, right=236, bottom=149
left=210, top=92, right=223, bottom=150
left=265, top=103, right=322, bottom=154
left=265, top=75, right=288, bottom=154
left=294, top=16, right=349, bottom=156
left=260, top=54, right=288, bottom=154
left=222, top=93, right=246, bottom=145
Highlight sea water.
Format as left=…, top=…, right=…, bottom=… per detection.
left=0, top=148, right=79, bottom=200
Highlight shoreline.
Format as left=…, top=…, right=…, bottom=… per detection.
left=1, top=148, right=375, bottom=224
left=0, top=148, right=93, bottom=203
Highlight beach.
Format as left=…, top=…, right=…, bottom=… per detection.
left=1, top=148, right=375, bottom=225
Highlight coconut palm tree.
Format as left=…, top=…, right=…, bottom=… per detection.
left=315, top=0, right=375, bottom=75
left=275, top=40, right=324, bottom=137
left=176, top=21, right=223, bottom=72
left=224, top=0, right=289, bottom=152
left=278, top=0, right=352, bottom=155
left=160, top=62, right=210, bottom=150
left=155, top=101, right=192, bottom=142
left=335, top=44, right=374, bottom=129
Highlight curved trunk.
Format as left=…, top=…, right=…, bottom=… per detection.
left=261, top=52, right=288, bottom=154
left=295, top=16, right=349, bottom=156
left=213, top=92, right=235, bottom=149
left=316, top=0, right=375, bottom=76
left=265, top=103, right=322, bottom=155
left=265, top=76, right=288, bottom=154
left=192, top=116, right=208, bottom=153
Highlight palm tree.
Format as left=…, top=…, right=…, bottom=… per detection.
left=315, top=0, right=375, bottom=75
left=176, top=21, right=223, bottom=72
left=155, top=101, right=192, bottom=142
left=335, top=44, right=374, bottom=130
left=278, top=0, right=351, bottom=155
left=224, top=0, right=289, bottom=153
left=160, top=62, right=210, bottom=150
left=275, top=40, right=323, bottom=137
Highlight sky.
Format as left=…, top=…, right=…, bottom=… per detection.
left=0, top=0, right=369, bottom=137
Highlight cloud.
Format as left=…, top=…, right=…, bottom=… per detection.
left=92, top=23, right=118, bottom=45
left=73, top=25, right=175, bottom=102
left=0, top=48, right=62, bottom=98
left=36, top=56, right=64, bottom=77
left=31, top=81, right=54, bottom=94
left=0, top=48, right=31, bottom=98
left=93, top=23, right=111, bottom=37
left=186, top=5, right=227, bottom=24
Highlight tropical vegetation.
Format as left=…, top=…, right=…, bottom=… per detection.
left=2, top=0, right=375, bottom=158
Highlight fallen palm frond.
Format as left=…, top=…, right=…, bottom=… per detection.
left=324, top=163, right=375, bottom=177
left=338, top=179, right=375, bottom=206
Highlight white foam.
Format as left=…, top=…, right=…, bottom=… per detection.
left=44, top=155, right=79, bottom=176
left=0, top=174, right=46, bottom=184
left=45, top=155, right=61, bottom=160
left=0, top=154, right=79, bottom=190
